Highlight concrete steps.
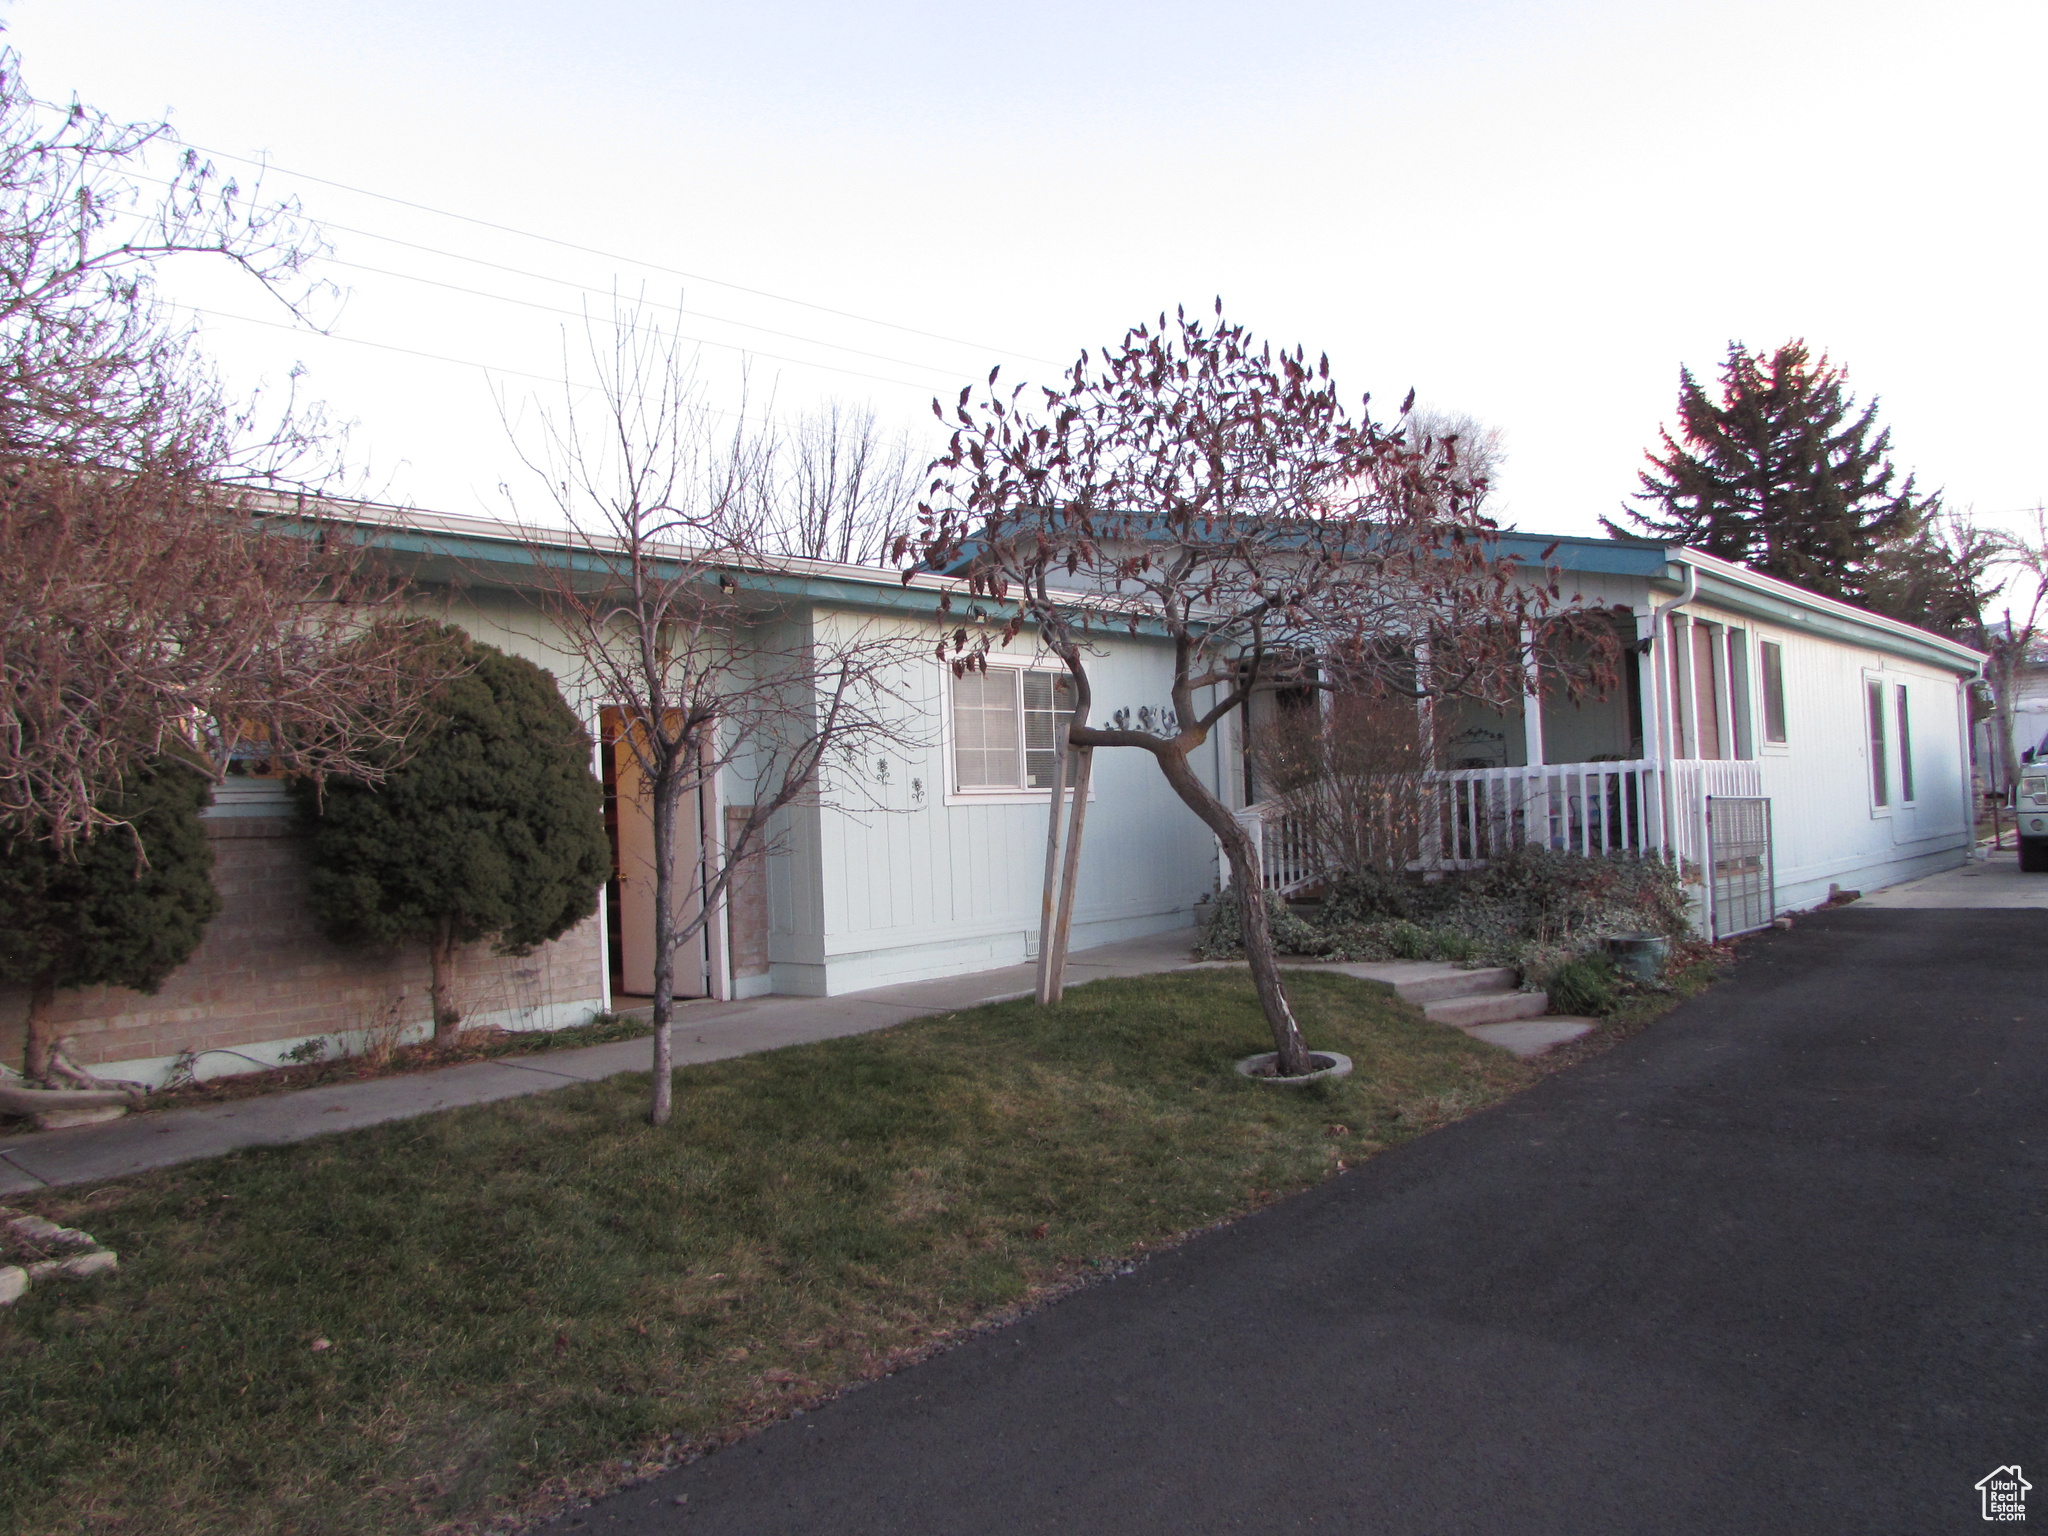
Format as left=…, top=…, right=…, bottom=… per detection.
left=1464, top=1017, right=1602, bottom=1058
left=1389, top=966, right=1518, bottom=1005
left=1422, top=989, right=1553, bottom=1028
left=1318, top=959, right=1595, bottom=1060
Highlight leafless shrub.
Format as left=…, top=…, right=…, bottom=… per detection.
left=1249, top=693, right=1450, bottom=877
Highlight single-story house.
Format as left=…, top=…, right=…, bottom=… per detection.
left=0, top=512, right=1983, bottom=1088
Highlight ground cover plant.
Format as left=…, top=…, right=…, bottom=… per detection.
left=0, top=970, right=1531, bottom=1536
left=1195, top=846, right=1693, bottom=996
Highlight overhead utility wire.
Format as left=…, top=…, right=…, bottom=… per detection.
left=319, top=220, right=980, bottom=373
left=169, top=300, right=587, bottom=390
left=185, top=140, right=1064, bottom=368
left=321, top=255, right=967, bottom=380
left=167, top=298, right=944, bottom=397
left=120, top=165, right=1004, bottom=383
left=170, top=302, right=818, bottom=434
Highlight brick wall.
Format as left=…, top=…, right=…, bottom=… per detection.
left=0, top=815, right=606, bottom=1080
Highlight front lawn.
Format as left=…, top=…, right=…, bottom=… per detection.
left=1, top=970, right=1533, bottom=1535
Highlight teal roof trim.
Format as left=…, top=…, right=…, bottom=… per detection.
left=344, top=521, right=1178, bottom=640
left=1489, top=531, right=1674, bottom=578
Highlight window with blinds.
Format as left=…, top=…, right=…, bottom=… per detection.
left=951, top=667, right=1075, bottom=791
left=951, top=668, right=1021, bottom=788
left=1022, top=670, right=1076, bottom=788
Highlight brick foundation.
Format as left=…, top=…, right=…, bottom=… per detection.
left=0, top=815, right=606, bottom=1083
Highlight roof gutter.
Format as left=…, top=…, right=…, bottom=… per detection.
left=1651, top=557, right=1697, bottom=624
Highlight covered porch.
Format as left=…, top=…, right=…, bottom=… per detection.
left=1233, top=599, right=1769, bottom=922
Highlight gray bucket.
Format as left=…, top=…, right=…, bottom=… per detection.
left=1605, top=933, right=1669, bottom=985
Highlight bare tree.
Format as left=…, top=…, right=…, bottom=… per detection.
left=1402, top=405, right=1506, bottom=517
left=905, top=305, right=1609, bottom=1077
left=1976, top=508, right=2048, bottom=794
left=762, top=398, right=922, bottom=567
left=0, top=52, right=444, bottom=853
left=507, top=311, right=920, bottom=1125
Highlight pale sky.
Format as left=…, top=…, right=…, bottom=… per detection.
left=14, top=0, right=2045, bottom=548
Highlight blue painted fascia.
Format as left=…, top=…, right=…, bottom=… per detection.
left=1488, top=530, right=1674, bottom=579
left=336, top=519, right=1177, bottom=640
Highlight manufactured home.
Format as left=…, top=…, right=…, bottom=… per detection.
left=0, top=512, right=1983, bottom=1088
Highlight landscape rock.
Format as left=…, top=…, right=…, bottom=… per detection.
left=34, top=1104, right=128, bottom=1131
left=0, top=1265, right=25, bottom=1305
left=26, top=1249, right=117, bottom=1282
left=5, top=1212, right=94, bottom=1251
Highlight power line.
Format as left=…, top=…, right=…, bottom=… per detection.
left=185, top=139, right=1064, bottom=368
left=169, top=298, right=947, bottom=399
left=169, top=300, right=581, bottom=389
left=320, top=255, right=968, bottom=381
left=119, top=164, right=1011, bottom=384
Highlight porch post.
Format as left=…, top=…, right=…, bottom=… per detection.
left=1634, top=606, right=1663, bottom=763
left=1634, top=605, right=1665, bottom=854
left=1417, top=635, right=1443, bottom=867
left=1521, top=622, right=1549, bottom=848
left=1520, top=622, right=1547, bottom=768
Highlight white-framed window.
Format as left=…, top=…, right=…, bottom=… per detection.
left=1865, top=674, right=1890, bottom=812
left=948, top=664, right=1076, bottom=795
left=1758, top=638, right=1789, bottom=746
left=1895, top=682, right=1915, bottom=804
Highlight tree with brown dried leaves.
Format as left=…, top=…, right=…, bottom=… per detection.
left=904, top=304, right=1609, bottom=1077
left=0, top=48, right=445, bottom=859
left=0, top=51, right=456, bottom=1095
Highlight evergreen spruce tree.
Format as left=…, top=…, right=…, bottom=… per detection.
left=1606, top=341, right=1938, bottom=610
left=293, top=626, right=609, bottom=1044
left=0, top=762, right=220, bottom=1082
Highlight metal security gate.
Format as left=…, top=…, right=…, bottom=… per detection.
left=1706, top=796, right=1774, bottom=940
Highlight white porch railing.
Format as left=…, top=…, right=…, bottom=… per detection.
left=1232, top=800, right=1326, bottom=896
left=1229, top=757, right=1764, bottom=892
left=1433, top=759, right=1668, bottom=867
left=1666, top=758, right=1766, bottom=873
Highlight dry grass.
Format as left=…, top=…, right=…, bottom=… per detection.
left=0, top=970, right=1534, bottom=1535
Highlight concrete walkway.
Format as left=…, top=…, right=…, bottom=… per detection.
left=0, top=928, right=1208, bottom=1195
left=1860, top=847, right=2048, bottom=908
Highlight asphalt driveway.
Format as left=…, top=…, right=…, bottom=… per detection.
left=545, top=905, right=2047, bottom=1535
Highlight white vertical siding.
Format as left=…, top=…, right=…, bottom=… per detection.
left=1703, top=601, right=1973, bottom=909
left=794, top=607, right=1219, bottom=995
